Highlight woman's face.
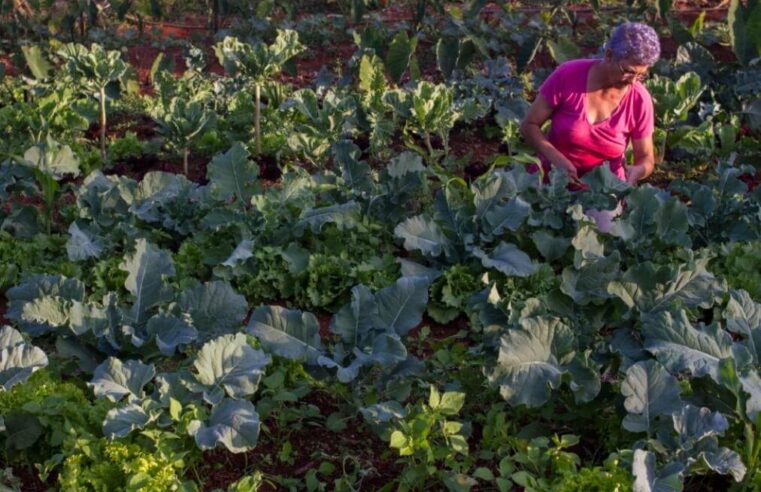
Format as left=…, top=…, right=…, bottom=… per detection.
left=605, top=50, right=649, bottom=87
left=615, top=58, right=649, bottom=84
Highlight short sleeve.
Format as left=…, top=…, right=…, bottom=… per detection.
left=538, top=65, right=566, bottom=108
left=630, top=89, right=654, bottom=140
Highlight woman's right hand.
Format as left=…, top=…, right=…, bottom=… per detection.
left=553, top=158, right=580, bottom=182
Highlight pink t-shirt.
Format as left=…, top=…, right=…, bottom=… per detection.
left=537, top=58, right=654, bottom=180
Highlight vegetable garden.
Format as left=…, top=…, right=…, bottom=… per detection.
left=2, top=0, right=761, bottom=490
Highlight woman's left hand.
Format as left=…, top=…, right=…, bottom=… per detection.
left=626, top=164, right=647, bottom=185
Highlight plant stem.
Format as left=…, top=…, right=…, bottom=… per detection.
left=183, top=147, right=190, bottom=176
left=100, top=87, right=107, bottom=164
left=255, top=82, right=261, bottom=156
left=424, top=133, right=434, bottom=161
left=659, top=130, right=668, bottom=164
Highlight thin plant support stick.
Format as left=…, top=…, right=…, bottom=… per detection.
left=99, top=87, right=107, bottom=163
left=255, top=82, right=261, bottom=155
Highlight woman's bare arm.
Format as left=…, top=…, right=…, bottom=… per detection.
left=519, top=93, right=579, bottom=181
left=626, top=136, right=655, bottom=185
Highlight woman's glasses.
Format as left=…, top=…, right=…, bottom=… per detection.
left=617, top=61, right=649, bottom=81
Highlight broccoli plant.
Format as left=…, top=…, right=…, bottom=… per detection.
left=151, top=93, right=215, bottom=176
left=57, top=43, right=128, bottom=163
left=390, top=81, right=462, bottom=164
left=213, top=30, right=304, bottom=156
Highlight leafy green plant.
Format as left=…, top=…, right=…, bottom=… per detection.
left=58, top=432, right=197, bottom=492
left=214, top=30, right=305, bottom=155
left=151, top=93, right=215, bottom=175
left=57, top=43, right=128, bottom=163
left=427, top=264, right=480, bottom=324
left=283, top=88, right=359, bottom=166
left=711, top=241, right=761, bottom=301
left=645, top=72, right=705, bottom=162
left=0, top=230, right=78, bottom=291
left=388, top=385, right=469, bottom=490
left=390, top=81, right=461, bottom=164
left=15, top=136, right=81, bottom=234
left=108, top=131, right=148, bottom=162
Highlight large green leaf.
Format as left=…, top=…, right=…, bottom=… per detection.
left=724, top=289, right=761, bottom=364
left=20, top=136, right=80, bottom=179
left=21, top=45, right=52, bottom=80
left=3, top=413, right=42, bottom=450
left=246, top=306, right=324, bottom=364
left=298, top=202, right=360, bottom=233
left=698, top=446, right=747, bottom=482
left=729, top=0, right=761, bottom=66
left=561, top=252, right=620, bottom=304
left=89, top=357, right=155, bottom=402
left=333, top=140, right=373, bottom=196
left=620, top=186, right=661, bottom=239
left=482, top=198, right=531, bottom=237
left=436, top=37, right=459, bottom=79
left=66, top=221, right=103, bottom=261
left=0, top=326, right=24, bottom=349
left=0, top=326, right=48, bottom=391
left=6, top=275, right=85, bottom=336
left=103, top=402, right=159, bottom=439
left=531, top=231, right=571, bottom=262
left=120, top=239, right=175, bottom=328
left=672, top=405, right=728, bottom=444
left=178, top=281, right=248, bottom=343
left=387, top=151, right=425, bottom=178
left=737, top=369, right=761, bottom=429
left=207, top=142, right=259, bottom=205
left=621, top=360, right=683, bottom=433
left=642, top=310, right=733, bottom=382
left=395, top=215, right=450, bottom=257
left=193, top=333, right=271, bottom=405
left=20, top=296, right=70, bottom=332
left=546, top=38, right=581, bottom=64
left=486, top=316, right=575, bottom=407
left=329, top=285, right=378, bottom=348
left=473, top=242, right=537, bottom=277
left=222, top=240, right=254, bottom=268
left=189, top=399, right=261, bottom=453
left=608, top=259, right=725, bottom=314
left=146, top=313, right=198, bottom=356
left=373, top=276, right=430, bottom=336
left=632, top=450, right=685, bottom=492
left=386, top=30, right=417, bottom=84
left=655, top=197, right=691, bottom=247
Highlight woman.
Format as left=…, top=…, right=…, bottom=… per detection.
left=520, top=22, right=660, bottom=187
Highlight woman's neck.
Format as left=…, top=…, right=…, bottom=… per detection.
left=588, top=60, right=629, bottom=92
